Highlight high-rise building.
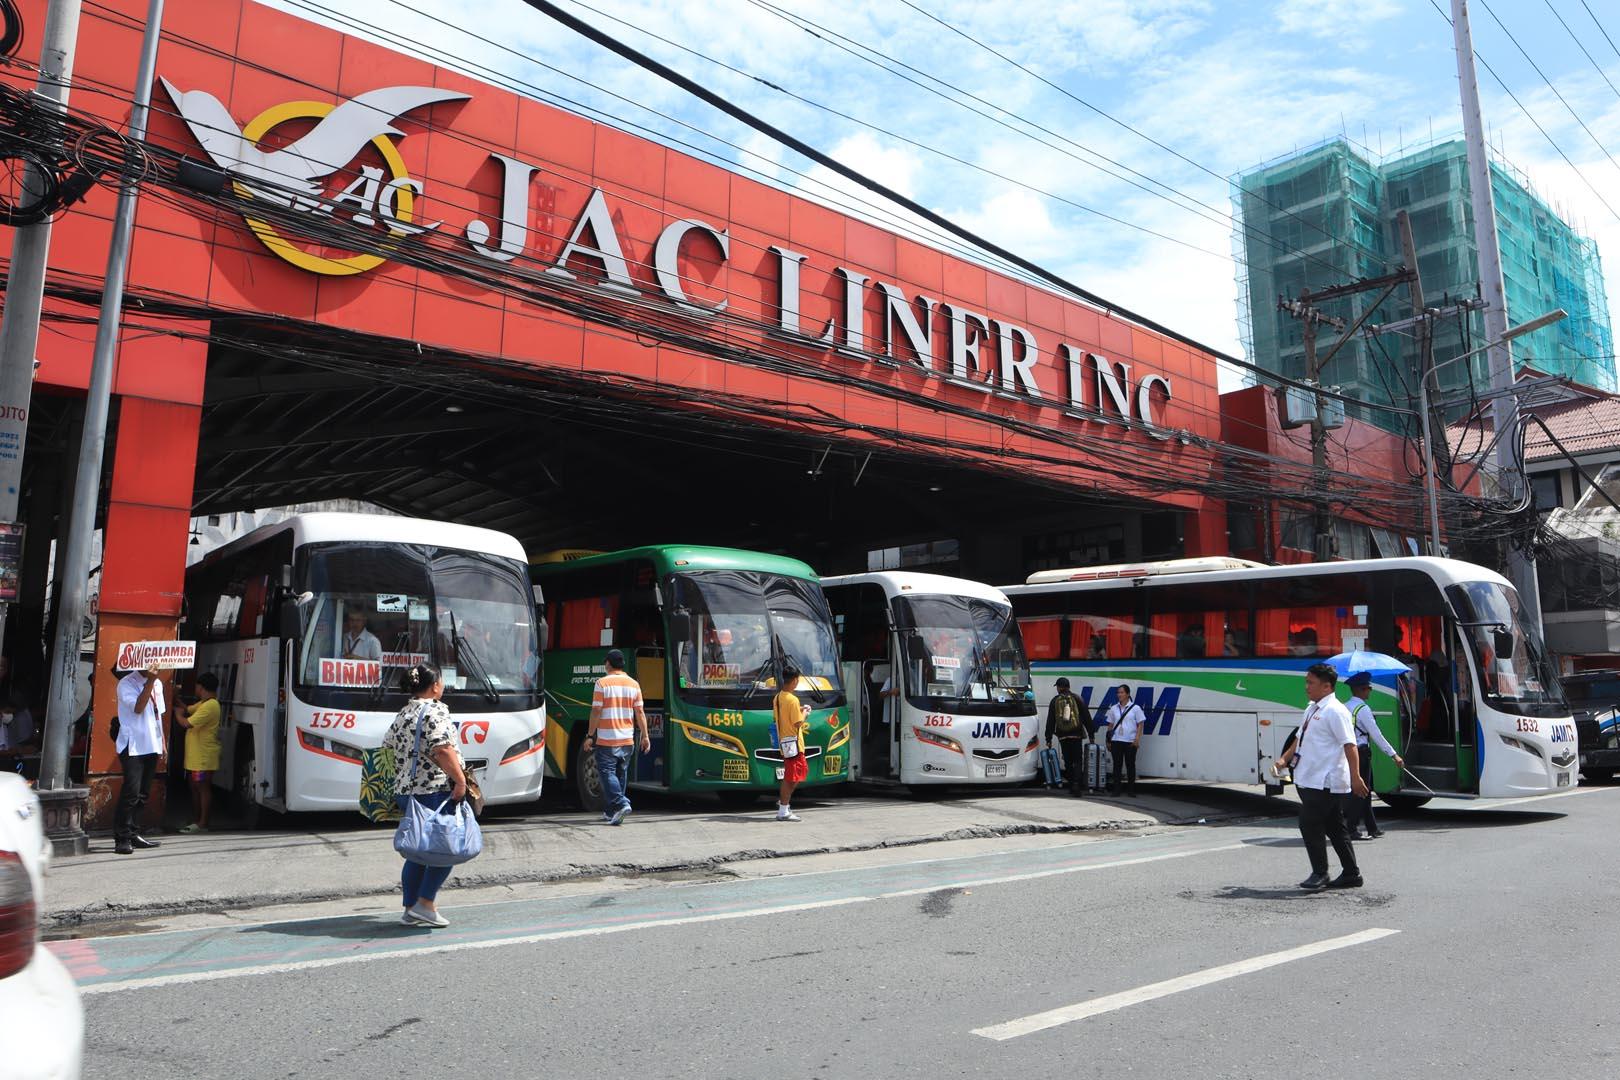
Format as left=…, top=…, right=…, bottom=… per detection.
left=1233, top=137, right=1614, bottom=430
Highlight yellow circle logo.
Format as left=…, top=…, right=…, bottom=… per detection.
left=237, top=100, right=418, bottom=277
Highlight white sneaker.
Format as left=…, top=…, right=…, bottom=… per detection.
left=776, top=810, right=801, bottom=822
left=400, top=911, right=421, bottom=926
left=406, top=904, right=449, bottom=928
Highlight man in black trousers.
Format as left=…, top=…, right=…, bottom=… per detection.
left=1276, top=663, right=1367, bottom=890
left=113, top=663, right=167, bottom=855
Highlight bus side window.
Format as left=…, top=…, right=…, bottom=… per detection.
left=1018, top=617, right=1061, bottom=660
left=554, top=596, right=616, bottom=650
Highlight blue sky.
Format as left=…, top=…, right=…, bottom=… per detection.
left=266, top=0, right=1620, bottom=385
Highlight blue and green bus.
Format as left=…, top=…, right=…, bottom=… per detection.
left=533, top=546, right=849, bottom=808
left=1005, top=556, right=1572, bottom=808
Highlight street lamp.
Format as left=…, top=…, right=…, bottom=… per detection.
left=1418, top=308, right=1567, bottom=555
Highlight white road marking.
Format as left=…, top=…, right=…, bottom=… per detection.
left=1461, top=786, right=1609, bottom=809
left=80, top=839, right=1250, bottom=994
left=971, top=927, right=1400, bottom=1041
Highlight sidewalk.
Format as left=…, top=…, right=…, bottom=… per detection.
left=42, top=784, right=1263, bottom=927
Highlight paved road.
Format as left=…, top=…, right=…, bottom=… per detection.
left=68, top=786, right=1618, bottom=1079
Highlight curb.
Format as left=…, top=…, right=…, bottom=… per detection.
left=44, top=812, right=1226, bottom=931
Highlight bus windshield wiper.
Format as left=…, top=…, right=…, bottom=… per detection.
left=449, top=611, right=501, bottom=706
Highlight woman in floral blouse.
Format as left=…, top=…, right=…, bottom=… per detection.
left=384, top=661, right=467, bottom=928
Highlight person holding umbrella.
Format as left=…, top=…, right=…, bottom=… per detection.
left=1344, top=671, right=1404, bottom=840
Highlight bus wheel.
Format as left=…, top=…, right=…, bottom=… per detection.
left=906, top=785, right=949, bottom=800
left=571, top=735, right=606, bottom=812
left=1377, top=793, right=1431, bottom=812
left=717, top=790, right=762, bottom=809
left=234, top=751, right=262, bottom=830
left=1582, top=768, right=1614, bottom=784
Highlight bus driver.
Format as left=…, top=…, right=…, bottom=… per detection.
left=343, top=609, right=383, bottom=662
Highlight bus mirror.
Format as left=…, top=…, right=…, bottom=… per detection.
left=532, top=584, right=545, bottom=605
left=1493, top=627, right=1515, bottom=660
left=668, top=611, right=692, bottom=642
left=278, top=565, right=293, bottom=590
left=537, top=618, right=549, bottom=653
left=279, top=598, right=302, bottom=636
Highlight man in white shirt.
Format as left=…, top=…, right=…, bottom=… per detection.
left=1345, top=671, right=1404, bottom=841
left=114, top=664, right=168, bottom=855
left=1278, top=663, right=1368, bottom=890
left=1104, top=684, right=1145, bottom=796
left=342, top=609, right=383, bottom=662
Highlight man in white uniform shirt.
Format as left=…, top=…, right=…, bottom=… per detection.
left=1278, top=663, right=1367, bottom=890
left=1345, top=671, right=1404, bottom=841
left=342, top=609, right=383, bottom=662
left=1104, top=684, right=1145, bottom=796
left=114, top=664, right=167, bottom=855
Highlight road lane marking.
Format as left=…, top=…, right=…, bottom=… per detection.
left=971, top=927, right=1400, bottom=1041
left=77, top=839, right=1252, bottom=994
left=1464, top=787, right=1609, bottom=809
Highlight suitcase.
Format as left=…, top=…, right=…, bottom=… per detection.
left=1085, top=741, right=1112, bottom=793
left=1039, top=746, right=1064, bottom=788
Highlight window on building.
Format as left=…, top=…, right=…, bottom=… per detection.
left=1530, top=472, right=1561, bottom=514
left=866, top=539, right=960, bottom=572
left=1023, top=525, right=1125, bottom=573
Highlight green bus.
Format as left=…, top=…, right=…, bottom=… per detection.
left=533, top=546, right=850, bottom=808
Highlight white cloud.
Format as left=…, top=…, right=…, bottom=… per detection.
left=1274, top=0, right=1402, bottom=42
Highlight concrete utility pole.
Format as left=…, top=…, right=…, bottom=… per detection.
left=1397, top=211, right=1445, bottom=555
left=0, top=0, right=83, bottom=652
left=38, top=0, right=166, bottom=824
left=1452, top=0, right=1542, bottom=627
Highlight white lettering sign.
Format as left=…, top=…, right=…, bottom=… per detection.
left=116, top=640, right=197, bottom=670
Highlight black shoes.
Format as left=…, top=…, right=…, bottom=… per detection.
left=114, top=840, right=134, bottom=855
left=1328, top=872, right=1364, bottom=889
left=115, top=835, right=160, bottom=854
left=132, top=835, right=161, bottom=849
left=1298, top=872, right=1331, bottom=890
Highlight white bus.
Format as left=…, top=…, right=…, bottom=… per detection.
left=182, top=513, right=545, bottom=821
left=1004, top=556, right=1573, bottom=807
left=823, top=572, right=1037, bottom=787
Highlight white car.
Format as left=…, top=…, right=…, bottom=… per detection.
left=0, top=774, right=84, bottom=1079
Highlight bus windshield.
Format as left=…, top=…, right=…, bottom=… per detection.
left=892, top=594, right=1034, bottom=715
left=670, top=570, right=844, bottom=708
left=294, top=542, right=540, bottom=710
left=1446, top=580, right=1565, bottom=717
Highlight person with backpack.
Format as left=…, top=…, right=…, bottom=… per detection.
left=1045, top=678, right=1091, bottom=796
left=1105, top=684, right=1145, bottom=796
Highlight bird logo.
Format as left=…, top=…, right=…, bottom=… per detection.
left=160, top=80, right=468, bottom=276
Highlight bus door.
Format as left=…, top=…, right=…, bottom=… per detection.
left=862, top=659, right=896, bottom=779
left=1401, top=623, right=1470, bottom=795
left=632, top=648, right=666, bottom=786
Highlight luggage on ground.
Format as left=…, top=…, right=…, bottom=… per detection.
left=1039, top=745, right=1064, bottom=788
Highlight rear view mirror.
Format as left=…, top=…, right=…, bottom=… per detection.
left=1492, top=627, right=1515, bottom=661
left=668, top=611, right=692, bottom=643
left=537, top=617, right=549, bottom=654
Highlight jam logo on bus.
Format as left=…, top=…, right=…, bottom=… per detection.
left=1074, top=685, right=1182, bottom=736
left=969, top=721, right=1022, bottom=740
left=161, top=80, right=467, bottom=276
left=318, top=658, right=381, bottom=687
left=1550, top=723, right=1576, bottom=744
left=458, top=720, right=490, bottom=745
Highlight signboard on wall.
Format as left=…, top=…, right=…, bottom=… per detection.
left=0, top=522, right=21, bottom=603
left=115, top=640, right=197, bottom=670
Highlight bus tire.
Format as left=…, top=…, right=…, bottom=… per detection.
left=906, top=784, right=949, bottom=800
left=1377, top=793, right=1430, bottom=812
left=234, top=750, right=263, bottom=830
left=717, top=790, right=762, bottom=808
left=571, top=731, right=606, bottom=812
left=1581, top=768, right=1614, bottom=784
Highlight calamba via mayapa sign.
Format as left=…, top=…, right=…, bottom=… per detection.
left=116, top=640, right=197, bottom=670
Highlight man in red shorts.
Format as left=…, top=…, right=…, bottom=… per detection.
left=773, top=662, right=810, bottom=821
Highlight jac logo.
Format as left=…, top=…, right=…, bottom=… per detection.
left=459, top=720, right=490, bottom=745
left=1550, top=723, right=1576, bottom=744
left=1072, top=685, right=1182, bottom=736
left=969, top=721, right=1021, bottom=740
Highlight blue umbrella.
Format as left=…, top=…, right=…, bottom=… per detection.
left=1326, top=650, right=1411, bottom=678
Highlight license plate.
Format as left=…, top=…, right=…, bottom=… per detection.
left=986, top=763, right=1007, bottom=777
left=1557, top=772, right=1571, bottom=787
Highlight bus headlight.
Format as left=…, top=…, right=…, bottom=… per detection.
left=298, top=729, right=364, bottom=763
left=674, top=720, right=747, bottom=757
left=915, top=728, right=964, bottom=755
left=501, top=730, right=546, bottom=765
left=1498, top=734, right=1545, bottom=759
left=827, top=724, right=850, bottom=752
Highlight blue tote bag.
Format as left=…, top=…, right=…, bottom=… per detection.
left=393, top=704, right=483, bottom=867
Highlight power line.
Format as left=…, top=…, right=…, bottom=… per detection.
left=1578, top=0, right=1620, bottom=61
left=1544, top=0, right=1620, bottom=103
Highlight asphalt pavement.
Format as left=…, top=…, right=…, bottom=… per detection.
left=61, top=783, right=1620, bottom=1080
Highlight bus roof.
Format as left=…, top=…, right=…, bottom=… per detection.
left=1003, top=556, right=1511, bottom=596
left=821, top=570, right=1013, bottom=606
left=198, top=512, right=528, bottom=567
left=529, top=544, right=821, bottom=581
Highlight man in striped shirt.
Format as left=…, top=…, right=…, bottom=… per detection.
left=582, top=649, right=650, bottom=826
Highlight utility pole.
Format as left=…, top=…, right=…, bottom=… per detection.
left=1452, top=0, right=1542, bottom=627
left=1397, top=210, right=1445, bottom=554
left=0, top=0, right=83, bottom=653
left=1282, top=269, right=1410, bottom=562
left=36, top=0, right=166, bottom=856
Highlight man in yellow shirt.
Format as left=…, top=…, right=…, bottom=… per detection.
left=773, top=662, right=811, bottom=822
left=175, top=672, right=221, bottom=833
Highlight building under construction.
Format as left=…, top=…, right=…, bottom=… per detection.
left=1233, top=137, right=1615, bottom=428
